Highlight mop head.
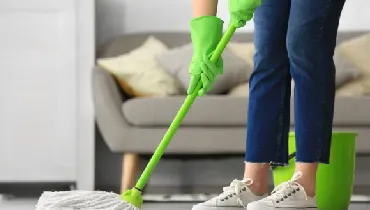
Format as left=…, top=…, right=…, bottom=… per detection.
left=35, top=191, right=139, bottom=210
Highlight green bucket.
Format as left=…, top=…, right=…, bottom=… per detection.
left=272, top=132, right=357, bottom=210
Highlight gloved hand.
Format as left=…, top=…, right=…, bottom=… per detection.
left=228, top=0, right=261, bottom=28
left=188, top=16, right=224, bottom=96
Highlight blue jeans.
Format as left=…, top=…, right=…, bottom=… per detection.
left=245, top=0, right=346, bottom=165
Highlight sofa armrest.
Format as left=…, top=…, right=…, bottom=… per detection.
left=92, top=66, right=131, bottom=151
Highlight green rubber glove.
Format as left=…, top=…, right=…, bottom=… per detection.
left=188, top=16, right=224, bottom=96
left=228, top=0, right=261, bottom=28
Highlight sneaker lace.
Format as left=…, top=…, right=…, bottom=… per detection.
left=269, top=171, right=307, bottom=204
left=210, top=179, right=253, bottom=208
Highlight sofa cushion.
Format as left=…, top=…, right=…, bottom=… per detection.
left=156, top=43, right=253, bottom=94
left=98, top=32, right=366, bottom=58
left=122, top=96, right=370, bottom=127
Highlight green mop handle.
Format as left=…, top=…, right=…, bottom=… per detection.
left=134, top=25, right=237, bottom=191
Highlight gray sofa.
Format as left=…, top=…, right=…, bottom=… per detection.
left=92, top=32, right=370, bottom=192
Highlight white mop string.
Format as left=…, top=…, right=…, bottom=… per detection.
left=35, top=191, right=138, bottom=210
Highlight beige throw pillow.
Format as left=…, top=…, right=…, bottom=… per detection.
left=97, top=36, right=181, bottom=97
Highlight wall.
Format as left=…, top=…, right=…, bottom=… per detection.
left=0, top=0, right=78, bottom=182
left=95, top=0, right=370, bottom=192
left=96, top=0, right=370, bottom=47
left=0, top=0, right=95, bottom=190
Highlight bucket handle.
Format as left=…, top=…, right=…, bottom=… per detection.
left=271, top=152, right=296, bottom=170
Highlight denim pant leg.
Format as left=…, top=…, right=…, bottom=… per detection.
left=245, top=0, right=292, bottom=165
left=287, top=0, right=346, bottom=163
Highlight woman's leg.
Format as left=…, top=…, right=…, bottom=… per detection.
left=288, top=0, right=346, bottom=197
left=192, top=1, right=292, bottom=210
left=248, top=0, right=347, bottom=209
left=245, top=0, right=291, bottom=194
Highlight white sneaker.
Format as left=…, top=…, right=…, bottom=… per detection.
left=192, top=179, right=267, bottom=210
left=247, top=171, right=317, bottom=210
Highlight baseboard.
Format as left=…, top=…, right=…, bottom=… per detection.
left=0, top=182, right=75, bottom=198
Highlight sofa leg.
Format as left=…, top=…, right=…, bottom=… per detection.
left=121, top=153, right=140, bottom=193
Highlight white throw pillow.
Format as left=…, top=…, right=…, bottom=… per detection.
left=336, top=33, right=370, bottom=96
left=156, top=43, right=253, bottom=95
left=97, top=36, right=181, bottom=97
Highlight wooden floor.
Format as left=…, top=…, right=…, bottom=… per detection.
left=1, top=198, right=370, bottom=210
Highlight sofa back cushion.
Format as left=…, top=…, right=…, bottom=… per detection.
left=98, top=32, right=368, bottom=58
